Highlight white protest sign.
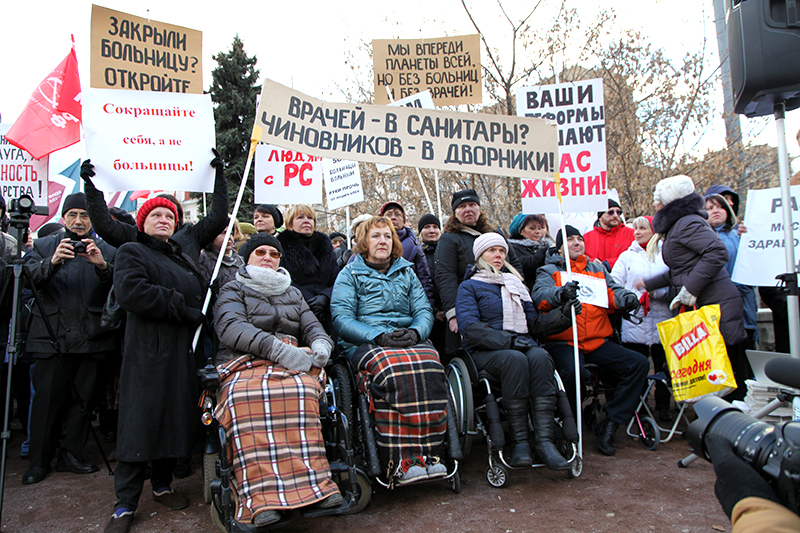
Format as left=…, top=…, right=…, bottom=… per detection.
left=323, top=159, right=363, bottom=210
left=376, top=91, right=436, bottom=173
left=253, top=79, right=558, bottom=180
left=254, top=143, right=323, bottom=204
left=516, top=79, right=607, bottom=213
left=732, top=186, right=800, bottom=286
left=556, top=270, right=609, bottom=308
left=83, top=88, right=216, bottom=192
left=0, top=124, right=49, bottom=206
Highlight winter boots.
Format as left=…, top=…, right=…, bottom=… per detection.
left=503, top=399, right=533, bottom=467
left=531, top=396, right=570, bottom=471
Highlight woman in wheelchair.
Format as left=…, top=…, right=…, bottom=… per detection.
left=213, top=233, right=341, bottom=528
left=330, top=216, right=450, bottom=485
left=455, top=233, right=578, bottom=470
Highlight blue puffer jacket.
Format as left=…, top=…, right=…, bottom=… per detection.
left=331, top=254, right=434, bottom=357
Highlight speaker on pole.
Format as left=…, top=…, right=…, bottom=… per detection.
left=728, top=0, right=800, bottom=117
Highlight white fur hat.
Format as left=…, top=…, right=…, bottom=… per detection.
left=654, top=175, right=695, bottom=206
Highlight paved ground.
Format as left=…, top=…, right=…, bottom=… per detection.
left=0, top=413, right=733, bottom=533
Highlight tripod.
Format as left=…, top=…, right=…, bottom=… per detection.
left=0, top=195, right=113, bottom=524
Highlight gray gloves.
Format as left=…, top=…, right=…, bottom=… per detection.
left=269, top=338, right=312, bottom=372
left=670, top=286, right=697, bottom=310
left=311, top=339, right=333, bottom=368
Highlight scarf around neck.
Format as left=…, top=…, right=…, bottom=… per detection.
left=236, top=265, right=292, bottom=297
left=471, top=269, right=531, bottom=334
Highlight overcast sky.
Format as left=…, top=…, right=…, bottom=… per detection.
left=2, top=0, right=798, bottom=177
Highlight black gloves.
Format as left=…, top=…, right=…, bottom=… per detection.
left=307, top=294, right=330, bottom=315
left=210, top=148, right=224, bottom=170
left=512, top=336, right=534, bottom=352
left=561, top=298, right=582, bottom=318
left=183, top=307, right=205, bottom=326
left=80, top=159, right=95, bottom=186
left=374, top=329, right=419, bottom=348
left=706, top=433, right=780, bottom=518
left=618, top=291, right=640, bottom=314
left=559, top=281, right=579, bottom=303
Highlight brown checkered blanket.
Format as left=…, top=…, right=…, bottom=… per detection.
left=352, top=342, right=448, bottom=466
left=215, top=354, right=339, bottom=522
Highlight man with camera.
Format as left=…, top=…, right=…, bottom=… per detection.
left=22, top=192, right=117, bottom=485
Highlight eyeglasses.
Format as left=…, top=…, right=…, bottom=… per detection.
left=253, top=249, right=281, bottom=259
left=606, top=209, right=622, bottom=216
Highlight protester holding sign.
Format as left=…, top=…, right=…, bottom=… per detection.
left=583, top=199, right=634, bottom=270
left=533, top=225, right=646, bottom=456
left=81, top=152, right=228, bottom=270
left=277, top=205, right=338, bottom=334
left=434, top=189, right=522, bottom=355
left=641, top=175, right=749, bottom=400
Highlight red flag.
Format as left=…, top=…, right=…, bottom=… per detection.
left=5, top=39, right=82, bottom=160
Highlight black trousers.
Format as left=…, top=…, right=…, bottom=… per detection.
left=28, top=353, right=97, bottom=468
left=114, top=458, right=177, bottom=512
left=470, top=346, right=555, bottom=400
left=548, top=340, right=649, bottom=425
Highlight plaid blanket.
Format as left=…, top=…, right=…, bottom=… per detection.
left=215, top=354, right=338, bottom=522
left=352, top=342, right=448, bottom=466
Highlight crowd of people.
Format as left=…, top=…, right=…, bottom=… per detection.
left=3, top=160, right=777, bottom=532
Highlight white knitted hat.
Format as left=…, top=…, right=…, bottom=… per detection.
left=473, top=232, right=508, bottom=260
left=654, top=175, right=695, bottom=206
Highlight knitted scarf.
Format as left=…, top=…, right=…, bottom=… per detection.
left=236, top=265, right=292, bottom=297
left=471, top=269, right=531, bottom=334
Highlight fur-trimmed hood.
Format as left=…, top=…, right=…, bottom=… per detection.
left=653, top=193, right=706, bottom=235
left=277, top=230, right=335, bottom=277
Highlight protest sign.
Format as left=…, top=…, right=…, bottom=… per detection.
left=556, top=271, right=609, bottom=309
left=0, top=125, right=49, bottom=206
left=516, top=79, right=607, bottom=213
left=90, top=5, right=203, bottom=94
left=323, top=159, right=363, bottom=210
left=82, top=88, right=216, bottom=192
left=373, top=35, right=481, bottom=106
left=732, top=185, right=800, bottom=286
left=376, top=90, right=436, bottom=173
left=254, top=144, right=323, bottom=204
left=253, top=79, right=557, bottom=181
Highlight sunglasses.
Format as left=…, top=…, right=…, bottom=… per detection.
left=606, top=209, right=622, bottom=216
left=254, top=249, right=281, bottom=259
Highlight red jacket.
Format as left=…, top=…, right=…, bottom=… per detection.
left=583, top=224, right=634, bottom=269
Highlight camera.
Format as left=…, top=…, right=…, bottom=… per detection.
left=69, top=241, right=87, bottom=254
left=688, top=393, right=800, bottom=513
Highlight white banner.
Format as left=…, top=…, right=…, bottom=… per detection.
left=82, top=88, right=216, bottom=192
left=0, top=124, right=49, bottom=206
left=556, top=270, right=609, bottom=308
left=254, top=143, right=323, bottom=204
left=323, top=159, right=363, bottom=210
left=516, top=78, right=607, bottom=213
left=376, top=90, right=436, bottom=173
left=732, top=186, right=800, bottom=286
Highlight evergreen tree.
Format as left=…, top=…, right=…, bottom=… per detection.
left=207, top=35, right=260, bottom=221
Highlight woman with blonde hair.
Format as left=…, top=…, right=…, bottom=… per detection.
left=331, top=216, right=449, bottom=484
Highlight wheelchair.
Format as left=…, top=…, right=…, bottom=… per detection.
left=198, top=362, right=372, bottom=532
left=330, top=354, right=464, bottom=494
left=445, top=351, right=582, bottom=488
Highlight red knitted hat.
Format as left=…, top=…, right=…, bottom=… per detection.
left=136, top=197, right=179, bottom=232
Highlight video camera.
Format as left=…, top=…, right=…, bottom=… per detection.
left=688, top=357, right=800, bottom=513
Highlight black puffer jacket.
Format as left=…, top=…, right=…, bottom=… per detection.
left=507, top=237, right=548, bottom=291
left=214, top=267, right=332, bottom=365
left=24, top=228, right=116, bottom=355
left=645, top=193, right=746, bottom=345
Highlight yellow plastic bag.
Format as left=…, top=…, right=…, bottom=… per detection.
left=657, top=304, right=736, bottom=402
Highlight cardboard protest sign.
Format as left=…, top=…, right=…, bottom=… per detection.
left=254, top=144, right=323, bottom=204
left=0, top=125, right=49, bottom=207
left=82, top=88, right=216, bottom=192
left=516, top=79, right=607, bottom=213
left=323, top=159, right=363, bottom=210
left=732, top=186, right=800, bottom=286
left=556, top=270, right=609, bottom=308
left=90, top=5, right=203, bottom=94
left=377, top=90, right=436, bottom=173
left=254, top=79, right=557, bottom=181
left=373, top=35, right=481, bottom=106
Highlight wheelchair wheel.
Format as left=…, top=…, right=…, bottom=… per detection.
left=450, top=470, right=461, bottom=494
left=568, top=452, right=583, bottom=479
left=485, top=464, right=508, bottom=488
left=635, top=416, right=660, bottom=451
left=341, top=468, right=372, bottom=515
left=330, top=363, right=355, bottom=447
left=203, top=452, right=217, bottom=504
left=446, top=358, right=474, bottom=459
